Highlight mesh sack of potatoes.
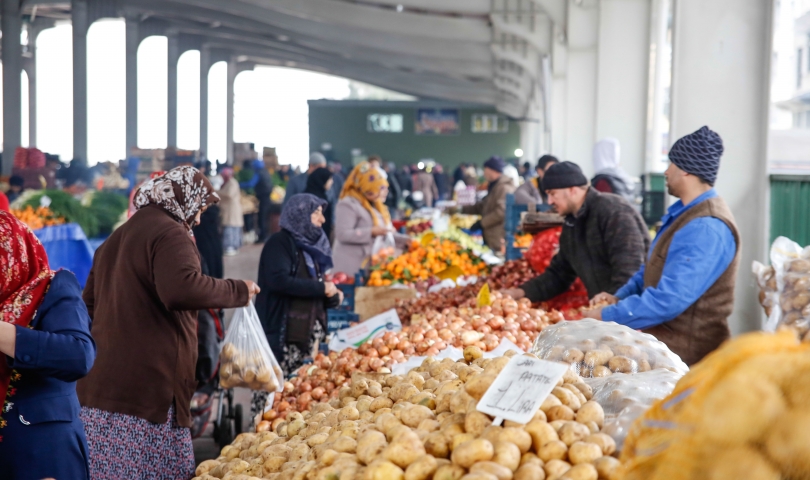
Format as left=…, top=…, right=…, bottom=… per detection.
left=762, top=236, right=810, bottom=339
left=582, top=369, right=682, bottom=454
left=620, top=330, right=810, bottom=480
left=529, top=319, right=688, bottom=378
left=193, top=346, right=624, bottom=480
left=219, top=303, right=284, bottom=392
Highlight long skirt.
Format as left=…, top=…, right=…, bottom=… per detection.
left=80, top=405, right=195, bottom=480
left=223, top=226, right=242, bottom=251
left=250, top=322, right=325, bottom=424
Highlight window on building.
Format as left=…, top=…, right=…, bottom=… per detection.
left=799, top=48, right=804, bottom=89
left=472, top=114, right=509, bottom=133
left=367, top=114, right=404, bottom=132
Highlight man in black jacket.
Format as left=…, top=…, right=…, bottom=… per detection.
left=502, top=162, right=650, bottom=302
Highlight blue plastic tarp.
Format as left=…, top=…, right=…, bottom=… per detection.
left=34, top=224, right=95, bottom=288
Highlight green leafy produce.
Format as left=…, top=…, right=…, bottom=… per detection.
left=24, top=190, right=99, bottom=237
left=87, top=191, right=129, bottom=236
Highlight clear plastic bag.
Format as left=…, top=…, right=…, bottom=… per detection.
left=529, top=319, right=688, bottom=377
left=371, top=232, right=397, bottom=264
left=584, top=369, right=682, bottom=452
left=219, top=302, right=283, bottom=392
left=762, top=236, right=810, bottom=337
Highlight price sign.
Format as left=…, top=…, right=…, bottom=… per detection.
left=477, top=283, right=491, bottom=307
left=328, top=309, right=401, bottom=352
left=477, top=355, right=568, bottom=425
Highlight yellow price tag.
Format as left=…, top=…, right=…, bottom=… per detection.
left=477, top=283, right=491, bottom=307
left=436, top=265, right=464, bottom=282
left=420, top=232, right=436, bottom=247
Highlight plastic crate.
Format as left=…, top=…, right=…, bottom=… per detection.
left=642, top=191, right=665, bottom=226
left=327, top=309, right=360, bottom=333
left=505, top=194, right=551, bottom=260
left=332, top=272, right=364, bottom=311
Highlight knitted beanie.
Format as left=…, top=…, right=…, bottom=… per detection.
left=483, top=156, right=505, bottom=173
left=542, top=161, right=588, bottom=191
left=668, top=126, right=724, bottom=185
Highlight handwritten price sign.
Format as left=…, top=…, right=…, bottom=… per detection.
left=477, top=355, right=568, bottom=425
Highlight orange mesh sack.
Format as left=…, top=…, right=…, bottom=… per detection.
left=530, top=319, right=688, bottom=378
left=619, top=330, right=810, bottom=480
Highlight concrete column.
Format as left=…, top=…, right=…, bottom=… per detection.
left=23, top=57, right=35, bottom=148
left=2, top=0, right=22, bottom=175
left=199, top=46, right=210, bottom=158
left=72, top=0, right=89, bottom=162
left=644, top=0, right=672, bottom=174
left=668, top=0, right=774, bottom=334
left=167, top=33, right=179, bottom=148
left=594, top=0, right=652, bottom=178
left=226, top=57, right=236, bottom=165
left=125, top=16, right=139, bottom=155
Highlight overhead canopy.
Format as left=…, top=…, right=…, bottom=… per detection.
left=21, top=0, right=565, bottom=118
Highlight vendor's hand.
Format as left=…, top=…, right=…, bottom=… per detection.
left=500, top=288, right=525, bottom=300
left=243, top=280, right=261, bottom=304
left=324, top=281, right=339, bottom=297
left=371, top=226, right=391, bottom=237
left=582, top=306, right=605, bottom=320
left=591, top=292, right=618, bottom=307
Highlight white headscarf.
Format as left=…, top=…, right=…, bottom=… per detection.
left=592, top=137, right=621, bottom=174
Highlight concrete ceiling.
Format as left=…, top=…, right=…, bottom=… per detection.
left=21, top=0, right=566, bottom=118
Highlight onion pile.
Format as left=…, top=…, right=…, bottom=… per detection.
left=485, top=259, right=538, bottom=289
left=395, top=283, right=482, bottom=324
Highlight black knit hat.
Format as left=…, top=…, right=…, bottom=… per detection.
left=668, top=126, right=724, bottom=185
left=483, top=156, right=505, bottom=173
left=542, top=161, right=588, bottom=191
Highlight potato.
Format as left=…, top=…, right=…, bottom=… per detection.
left=538, top=440, right=568, bottom=462
left=451, top=433, right=477, bottom=450
left=452, top=439, right=495, bottom=468
left=333, top=436, right=357, bottom=454
left=404, top=454, right=439, bottom=480
left=465, top=411, right=493, bottom=437
left=559, top=422, right=590, bottom=446
left=519, top=452, right=543, bottom=467
left=584, top=434, right=615, bottom=456
left=411, top=392, right=437, bottom=410
left=442, top=423, right=466, bottom=444
left=384, top=429, right=427, bottom=468
left=450, top=390, right=475, bottom=415
left=560, top=385, right=588, bottom=405
left=551, top=387, right=581, bottom=410
left=480, top=425, right=503, bottom=445
left=559, top=463, right=597, bottom=480
left=465, top=373, right=498, bottom=400
left=549, top=421, right=566, bottom=432
left=197, top=460, right=220, bottom=476
left=417, top=419, right=440, bottom=433
left=459, top=474, right=498, bottom=480
left=607, top=356, right=637, bottom=374
left=575, top=402, right=604, bottom=428
left=357, top=431, right=387, bottom=465
left=543, top=459, right=572, bottom=480
left=546, top=406, right=575, bottom=422
left=406, top=371, right=426, bottom=390
left=567, top=442, right=601, bottom=465
left=263, top=456, right=286, bottom=474
left=289, top=444, right=310, bottom=462
left=424, top=432, right=450, bottom=458
left=364, top=460, right=405, bottom=480
left=287, top=420, right=306, bottom=437
left=591, top=366, right=611, bottom=378
left=540, top=394, right=563, bottom=412
left=464, top=345, right=485, bottom=363
left=484, top=357, right=510, bottom=375
left=582, top=350, right=612, bottom=367
left=469, top=461, right=514, bottom=480
left=525, top=420, right=559, bottom=451
left=400, top=405, right=435, bottom=428
left=306, top=433, right=329, bottom=447
left=514, top=463, right=546, bottom=480
left=434, top=464, right=466, bottom=480
left=498, top=428, right=532, bottom=455
left=592, top=456, right=620, bottom=480
left=370, top=396, right=394, bottom=412
left=561, top=348, right=584, bottom=364
left=492, top=441, right=522, bottom=471
left=390, top=383, right=420, bottom=402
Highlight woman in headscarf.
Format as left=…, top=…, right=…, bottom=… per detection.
left=0, top=211, right=95, bottom=479
left=333, top=161, right=411, bottom=275
left=591, top=137, right=637, bottom=204
left=304, top=166, right=334, bottom=239
left=78, top=166, right=258, bottom=480
left=252, top=193, right=342, bottom=419
left=218, top=166, right=244, bottom=255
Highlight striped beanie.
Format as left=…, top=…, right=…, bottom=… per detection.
left=668, top=126, right=724, bottom=185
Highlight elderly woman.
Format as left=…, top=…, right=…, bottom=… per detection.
left=78, top=166, right=259, bottom=480
left=333, top=162, right=410, bottom=275
left=252, top=193, right=342, bottom=419
left=0, top=211, right=95, bottom=479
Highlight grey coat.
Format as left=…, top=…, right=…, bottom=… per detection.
left=332, top=197, right=410, bottom=274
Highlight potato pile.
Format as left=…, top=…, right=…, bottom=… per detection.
left=620, top=331, right=810, bottom=480
left=530, top=320, right=688, bottom=378
left=196, top=347, right=620, bottom=480
left=220, top=342, right=283, bottom=392
left=776, top=258, right=810, bottom=339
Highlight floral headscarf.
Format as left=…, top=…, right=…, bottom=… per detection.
left=339, top=161, right=391, bottom=226
left=134, top=166, right=219, bottom=230
left=280, top=194, right=333, bottom=276
left=0, top=210, right=54, bottom=430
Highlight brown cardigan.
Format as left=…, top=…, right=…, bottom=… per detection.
left=78, top=205, right=248, bottom=427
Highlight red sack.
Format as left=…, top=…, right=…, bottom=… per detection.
left=27, top=148, right=45, bottom=169
left=525, top=227, right=562, bottom=273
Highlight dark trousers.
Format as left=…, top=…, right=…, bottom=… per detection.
left=257, top=197, right=272, bottom=242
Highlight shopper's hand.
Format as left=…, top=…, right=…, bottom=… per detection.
left=371, top=226, right=391, bottom=237
left=500, top=288, right=525, bottom=300
left=582, top=306, right=605, bottom=320
left=591, top=292, right=618, bottom=307
left=243, top=280, right=261, bottom=304
left=324, top=281, right=339, bottom=297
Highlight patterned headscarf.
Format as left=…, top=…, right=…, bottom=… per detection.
left=134, top=166, right=219, bottom=230
left=281, top=194, right=333, bottom=276
left=339, top=161, right=391, bottom=227
left=0, top=210, right=54, bottom=429
left=668, top=126, right=724, bottom=186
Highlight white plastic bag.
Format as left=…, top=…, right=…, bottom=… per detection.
left=372, top=232, right=396, bottom=258
left=219, top=302, right=283, bottom=392
left=529, top=319, right=688, bottom=378
left=763, top=236, right=810, bottom=337
left=584, top=369, right=682, bottom=452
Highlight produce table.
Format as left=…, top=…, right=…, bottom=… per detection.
left=34, top=223, right=94, bottom=287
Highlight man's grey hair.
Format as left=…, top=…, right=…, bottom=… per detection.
left=309, top=152, right=327, bottom=166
